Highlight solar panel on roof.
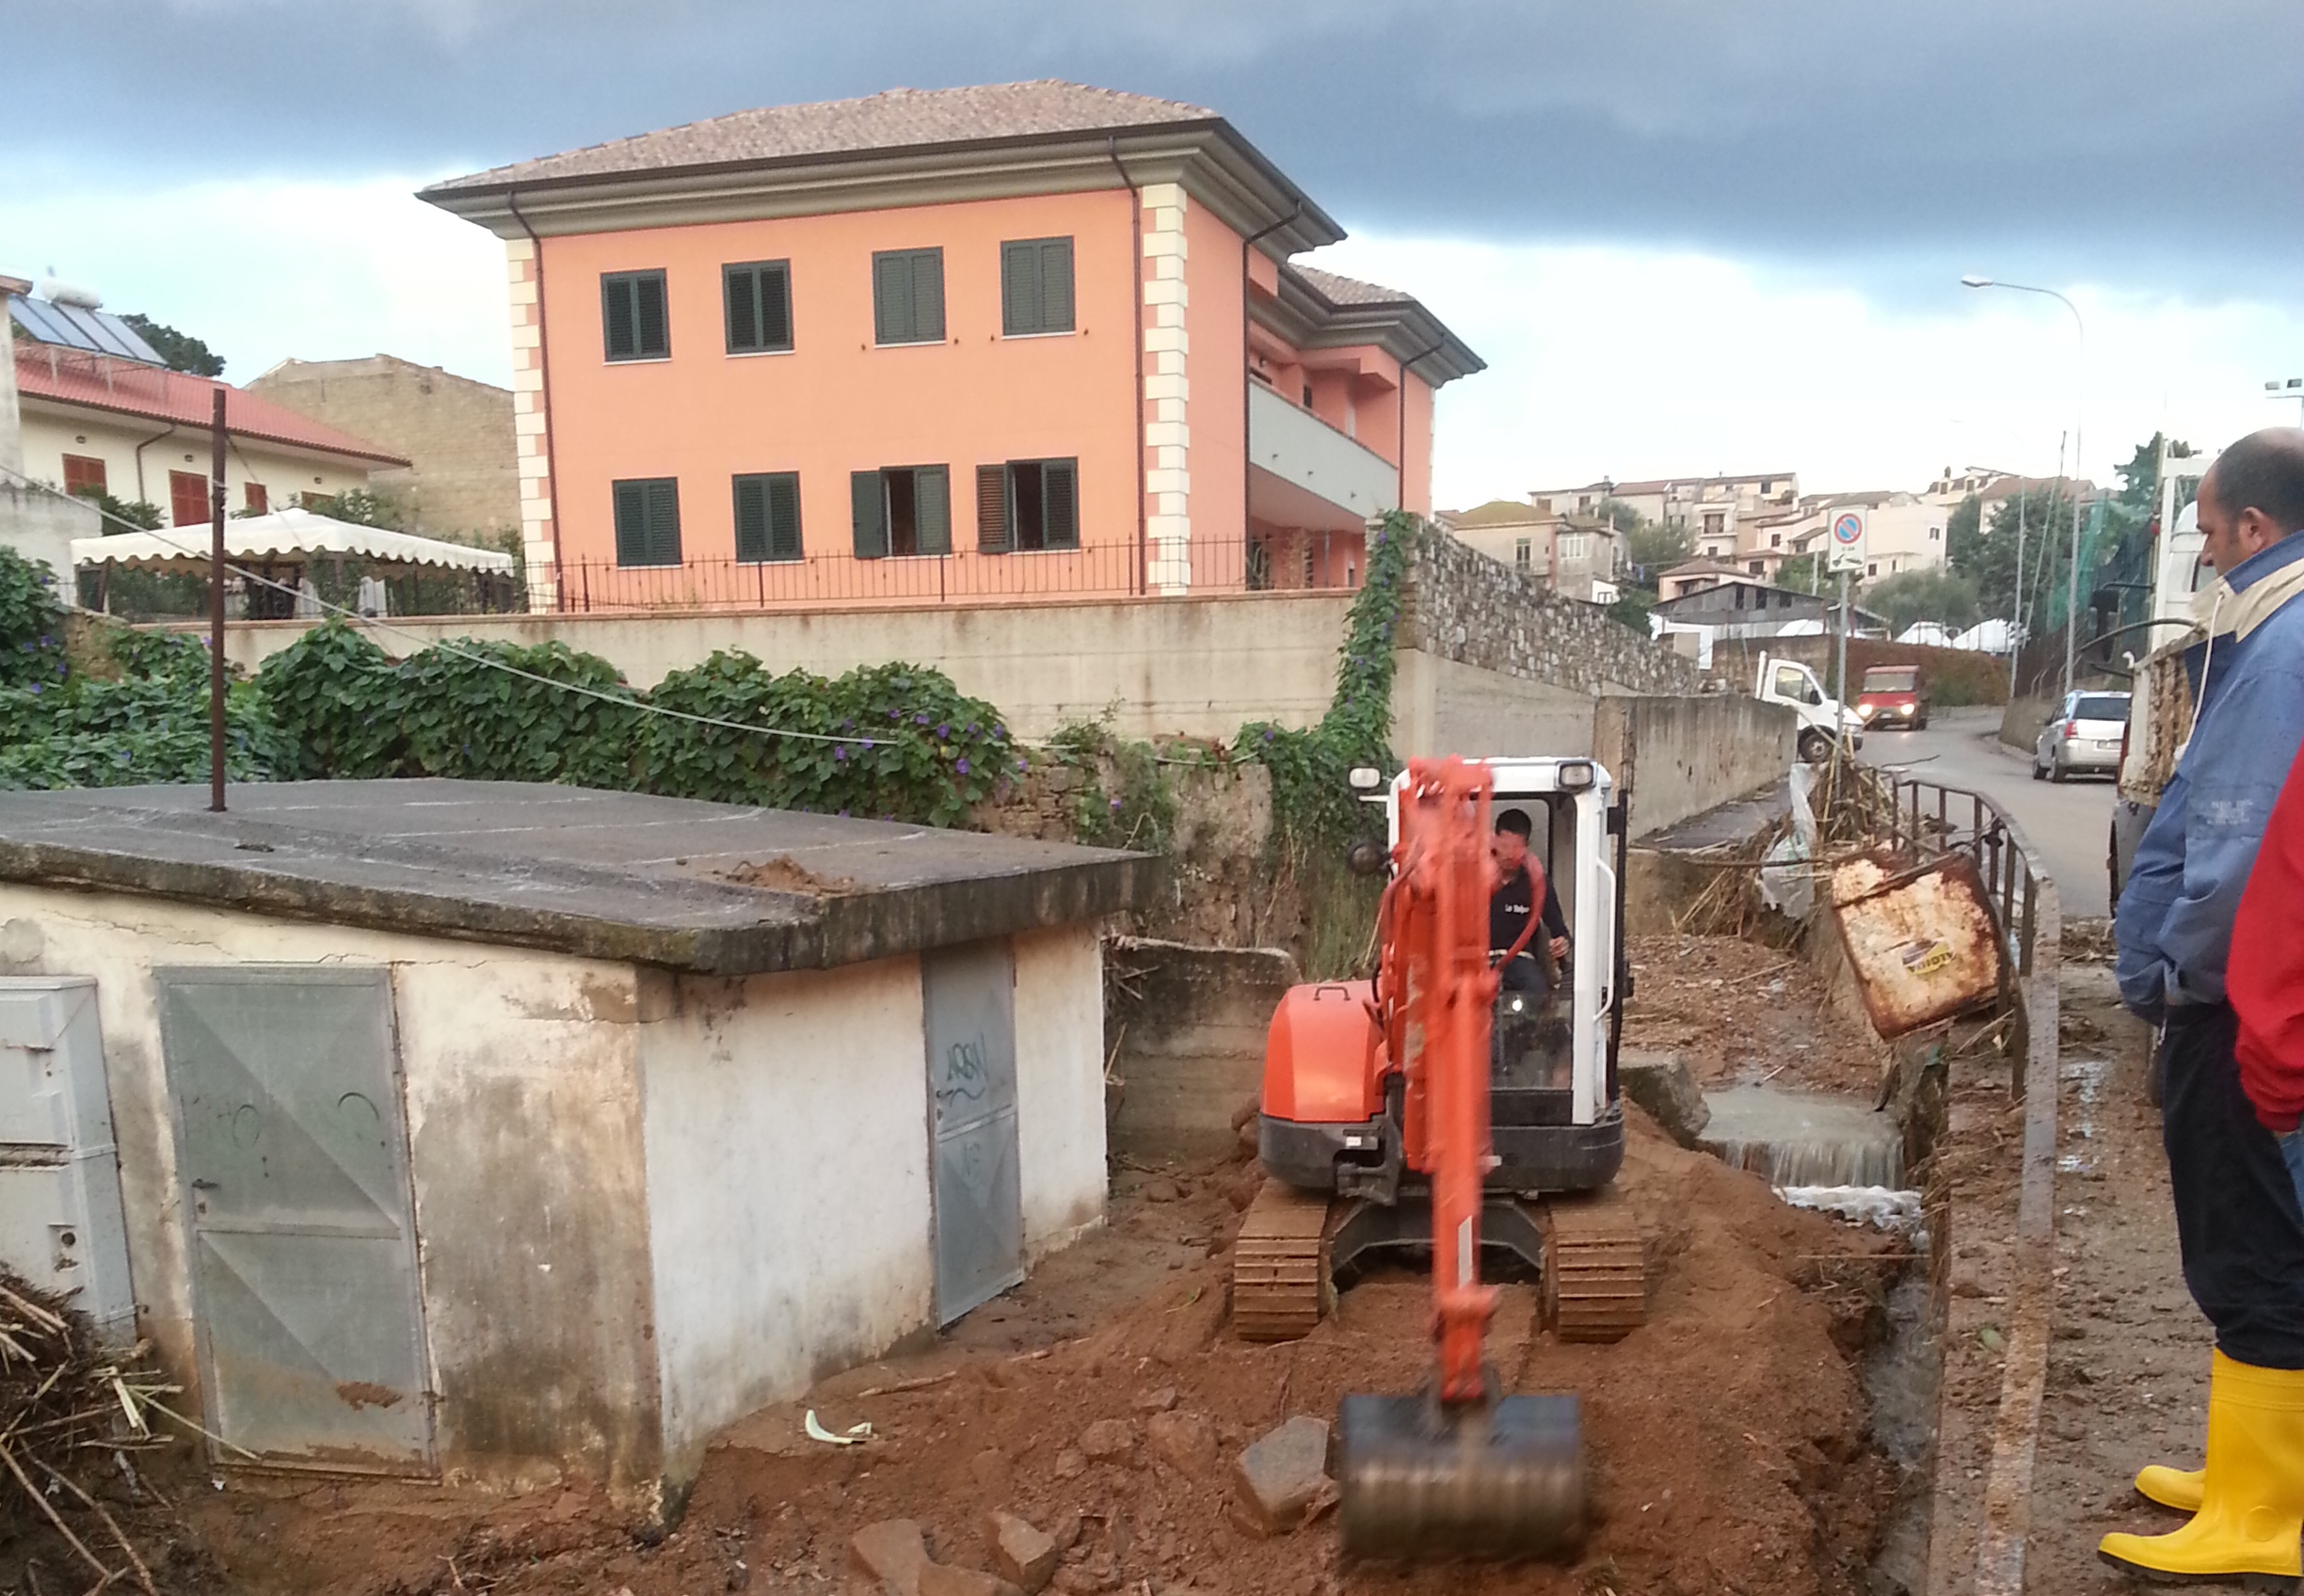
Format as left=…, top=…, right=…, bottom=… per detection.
left=7, top=295, right=167, bottom=366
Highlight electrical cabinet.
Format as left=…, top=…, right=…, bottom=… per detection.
left=0, top=980, right=135, bottom=1343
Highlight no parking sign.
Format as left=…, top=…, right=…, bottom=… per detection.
left=1829, top=510, right=1866, bottom=573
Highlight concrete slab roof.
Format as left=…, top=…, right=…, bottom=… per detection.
left=0, top=780, right=1156, bottom=977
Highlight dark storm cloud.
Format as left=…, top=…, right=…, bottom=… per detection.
left=19, top=0, right=2303, bottom=295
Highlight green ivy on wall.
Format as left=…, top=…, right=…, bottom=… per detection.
left=253, top=621, right=1012, bottom=826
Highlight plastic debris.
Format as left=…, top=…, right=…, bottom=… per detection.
left=805, top=1409, right=873, bottom=1445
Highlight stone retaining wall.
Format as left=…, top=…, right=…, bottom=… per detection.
left=1400, top=530, right=1704, bottom=697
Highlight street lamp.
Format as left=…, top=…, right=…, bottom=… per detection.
left=1964, top=276, right=2087, bottom=700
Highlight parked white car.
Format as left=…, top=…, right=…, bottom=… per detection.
left=2034, top=690, right=2133, bottom=783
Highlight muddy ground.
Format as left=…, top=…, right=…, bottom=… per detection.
left=1624, top=934, right=1886, bottom=1098
left=79, top=935, right=1922, bottom=1596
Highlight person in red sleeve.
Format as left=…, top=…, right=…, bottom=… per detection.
left=2232, top=742, right=2304, bottom=1183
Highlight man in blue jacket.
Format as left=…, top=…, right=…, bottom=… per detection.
left=2105, top=426, right=2304, bottom=1583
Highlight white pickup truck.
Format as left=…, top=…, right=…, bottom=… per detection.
left=1754, top=654, right=1866, bottom=763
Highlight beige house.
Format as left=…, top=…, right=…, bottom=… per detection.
left=1441, top=498, right=1621, bottom=601
left=248, top=356, right=517, bottom=542
left=7, top=284, right=405, bottom=532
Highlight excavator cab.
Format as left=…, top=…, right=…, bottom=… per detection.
left=1235, top=758, right=1642, bottom=1345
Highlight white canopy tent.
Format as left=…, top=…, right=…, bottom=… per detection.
left=72, top=508, right=513, bottom=575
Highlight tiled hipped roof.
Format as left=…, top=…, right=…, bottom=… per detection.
left=426, top=82, right=1223, bottom=193
left=12, top=343, right=409, bottom=467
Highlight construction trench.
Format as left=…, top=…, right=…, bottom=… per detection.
left=46, top=774, right=2106, bottom=1596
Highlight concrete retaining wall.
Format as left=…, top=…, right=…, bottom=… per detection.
left=217, top=592, right=1355, bottom=743
left=1106, top=938, right=1300, bottom=1160
left=1594, top=694, right=1796, bottom=839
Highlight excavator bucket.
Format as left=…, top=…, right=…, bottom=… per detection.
left=1336, top=1391, right=1586, bottom=1562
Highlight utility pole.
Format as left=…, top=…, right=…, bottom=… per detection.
left=2063, top=428, right=2086, bottom=701
left=209, top=386, right=227, bottom=812
left=2008, top=487, right=2027, bottom=698
left=1834, top=566, right=1851, bottom=731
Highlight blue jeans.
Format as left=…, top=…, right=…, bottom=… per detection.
left=2284, top=1127, right=2304, bottom=1217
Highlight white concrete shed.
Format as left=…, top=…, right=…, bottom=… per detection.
left=0, top=781, right=1152, bottom=1515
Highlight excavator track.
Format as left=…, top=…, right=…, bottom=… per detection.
left=1232, top=1182, right=1332, bottom=1343
left=1538, top=1189, right=1647, bottom=1344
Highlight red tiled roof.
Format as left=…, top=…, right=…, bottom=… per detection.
left=425, top=81, right=1222, bottom=194
left=12, top=344, right=409, bottom=468
left=1288, top=263, right=1413, bottom=308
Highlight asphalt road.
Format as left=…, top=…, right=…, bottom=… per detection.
left=1863, top=705, right=2118, bottom=920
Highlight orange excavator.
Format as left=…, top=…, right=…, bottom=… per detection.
left=1238, top=756, right=1642, bottom=1558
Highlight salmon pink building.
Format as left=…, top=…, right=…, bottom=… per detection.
left=421, top=82, right=1482, bottom=611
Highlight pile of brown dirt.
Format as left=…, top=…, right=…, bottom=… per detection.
left=1623, top=934, right=1887, bottom=1097
left=719, top=855, right=857, bottom=895
left=177, top=1114, right=1905, bottom=1596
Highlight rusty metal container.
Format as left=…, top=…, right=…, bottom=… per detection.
left=1829, top=851, right=2001, bottom=1037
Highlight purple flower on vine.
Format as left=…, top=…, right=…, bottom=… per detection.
left=833, top=746, right=847, bottom=761
left=915, top=712, right=931, bottom=726
left=936, top=723, right=950, bottom=738
left=1111, top=798, right=1123, bottom=809
left=955, top=758, right=970, bottom=774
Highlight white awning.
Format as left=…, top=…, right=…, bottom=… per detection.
left=72, top=508, right=514, bottom=573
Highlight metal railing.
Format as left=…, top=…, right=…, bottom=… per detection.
left=1853, top=761, right=2060, bottom=1596
left=546, top=528, right=1370, bottom=613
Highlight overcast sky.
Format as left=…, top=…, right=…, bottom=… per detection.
left=10, top=0, right=2300, bottom=504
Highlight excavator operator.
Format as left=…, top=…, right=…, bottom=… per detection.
left=1491, top=807, right=1570, bottom=997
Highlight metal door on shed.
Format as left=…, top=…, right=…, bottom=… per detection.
left=922, top=941, right=1024, bottom=1323
left=157, top=966, right=433, bottom=1473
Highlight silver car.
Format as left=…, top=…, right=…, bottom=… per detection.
left=2034, top=691, right=2133, bottom=783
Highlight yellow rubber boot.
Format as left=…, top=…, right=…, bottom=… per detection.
left=2100, top=1352, right=2304, bottom=1587
left=2134, top=1464, right=2205, bottom=1513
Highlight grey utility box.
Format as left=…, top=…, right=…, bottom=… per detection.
left=0, top=980, right=135, bottom=1343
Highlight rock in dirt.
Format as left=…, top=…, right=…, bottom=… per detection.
left=1080, top=1418, right=1137, bottom=1460
left=970, top=1446, right=1014, bottom=1497
left=1134, top=1385, right=1179, bottom=1413
left=1618, top=1048, right=1710, bottom=1146
left=1052, top=1446, right=1088, bottom=1479
left=984, top=1510, right=1058, bottom=1593
left=852, top=1520, right=932, bottom=1596
left=1232, top=1415, right=1334, bottom=1535
left=1141, top=1176, right=1183, bottom=1203
left=1145, top=1409, right=1218, bottom=1476
left=920, top=1565, right=1023, bottom=1596
left=1048, top=1508, right=1084, bottom=1554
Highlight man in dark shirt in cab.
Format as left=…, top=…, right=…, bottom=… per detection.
left=1491, top=807, right=1571, bottom=996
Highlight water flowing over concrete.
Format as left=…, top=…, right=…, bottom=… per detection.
left=1700, top=1085, right=1906, bottom=1189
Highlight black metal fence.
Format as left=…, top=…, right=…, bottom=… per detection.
left=542, top=529, right=1369, bottom=613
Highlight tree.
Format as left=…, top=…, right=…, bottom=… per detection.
left=1611, top=500, right=1691, bottom=584
left=1863, top=567, right=1980, bottom=636
left=1607, top=584, right=1657, bottom=634
left=1777, top=553, right=1823, bottom=594
left=303, top=488, right=406, bottom=529
left=120, top=313, right=224, bottom=378
left=1944, top=494, right=1983, bottom=574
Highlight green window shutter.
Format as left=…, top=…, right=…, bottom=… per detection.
left=733, top=475, right=769, bottom=561
left=873, top=252, right=913, bottom=344
left=1038, top=239, right=1074, bottom=332
left=761, top=263, right=792, bottom=350
left=644, top=479, right=681, bottom=565
left=976, top=465, right=1010, bottom=553
left=634, top=273, right=668, bottom=358
left=726, top=263, right=792, bottom=353
left=614, top=480, right=648, bottom=563
left=915, top=466, right=951, bottom=555
left=726, top=265, right=759, bottom=353
left=852, top=471, right=888, bottom=558
left=767, top=472, right=802, bottom=560
left=1045, top=459, right=1079, bottom=549
left=911, top=250, right=944, bottom=343
left=603, top=276, right=637, bottom=360
left=1001, top=242, right=1039, bottom=337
